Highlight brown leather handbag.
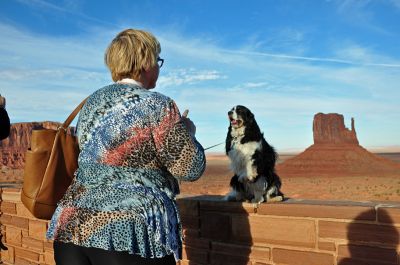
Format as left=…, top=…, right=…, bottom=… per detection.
left=21, top=98, right=87, bottom=220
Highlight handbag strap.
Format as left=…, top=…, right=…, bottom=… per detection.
left=61, top=97, right=89, bottom=129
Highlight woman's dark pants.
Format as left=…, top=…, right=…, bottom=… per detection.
left=54, top=242, right=176, bottom=265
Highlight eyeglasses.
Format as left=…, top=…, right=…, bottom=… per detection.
left=157, top=57, right=164, bottom=68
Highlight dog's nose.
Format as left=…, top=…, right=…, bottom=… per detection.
left=228, top=110, right=233, bottom=115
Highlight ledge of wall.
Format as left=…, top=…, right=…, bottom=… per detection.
left=1, top=188, right=400, bottom=265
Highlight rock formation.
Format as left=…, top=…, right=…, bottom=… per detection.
left=0, top=122, right=74, bottom=169
left=313, top=113, right=358, bottom=145
left=277, top=113, right=400, bottom=177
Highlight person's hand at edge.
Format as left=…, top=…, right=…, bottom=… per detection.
left=0, top=95, right=6, bottom=109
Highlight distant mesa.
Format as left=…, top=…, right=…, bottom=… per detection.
left=277, top=113, right=400, bottom=177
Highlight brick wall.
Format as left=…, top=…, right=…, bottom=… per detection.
left=1, top=188, right=400, bottom=265
left=177, top=195, right=400, bottom=265
left=0, top=188, right=54, bottom=265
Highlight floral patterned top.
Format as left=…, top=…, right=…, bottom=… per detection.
left=46, top=82, right=206, bottom=260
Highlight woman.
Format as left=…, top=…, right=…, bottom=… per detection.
left=47, top=29, right=206, bottom=265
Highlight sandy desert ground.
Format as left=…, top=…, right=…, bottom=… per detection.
left=1, top=153, right=400, bottom=202
left=180, top=152, right=400, bottom=202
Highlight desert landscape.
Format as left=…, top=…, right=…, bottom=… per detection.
left=1, top=113, right=400, bottom=202
left=181, top=113, right=400, bottom=202
left=181, top=152, right=400, bottom=202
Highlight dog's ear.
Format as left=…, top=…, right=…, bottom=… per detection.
left=245, top=111, right=254, bottom=121
left=249, top=114, right=255, bottom=126
left=242, top=114, right=262, bottom=143
left=245, top=111, right=257, bottom=129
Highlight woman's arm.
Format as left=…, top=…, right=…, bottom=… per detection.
left=151, top=98, right=206, bottom=182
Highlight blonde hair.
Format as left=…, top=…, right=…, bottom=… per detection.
left=104, top=29, right=161, bottom=81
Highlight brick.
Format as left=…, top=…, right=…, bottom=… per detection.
left=38, top=254, right=45, bottom=264
left=2, top=216, right=29, bottom=230
left=1, top=202, right=17, bottom=215
left=257, top=202, right=376, bottom=221
left=183, top=237, right=210, bottom=249
left=0, top=214, right=12, bottom=225
left=337, top=258, right=388, bottom=265
left=338, top=244, right=398, bottom=265
left=16, top=203, right=36, bottom=219
left=1, top=245, right=15, bottom=263
left=182, top=245, right=208, bottom=264
left=272, top=248, right=334, bottom=265
left=178, top=260, right=204, bottom=265
left=210, top=251, right=251, bottom=265
left=200, top=200, right=255, bottom=214
left=29, top=220, right=47, bottom=240
left=22, top=237, right=44, bottom=252
left=22, top=230, right=29, bottom=237
left=318, top=240, right=336, bottom=252
left=43, top=241, right=54, bottom=251
left=177, top=198, right=199, bottom=216
left=377, top=207, right=400, bottom=224
left=182, top=228, right=199, bottom=238
left=1, top=187, right=21, bottom=193
left=212, top=242, right=251, bottom=257
left=44, top=251, right=55, bottom=265
left=5, top=226, right=21, bottom=246
left=14, top=246, right=40, bottom=262
left=319, top=221, right=399, bottom=246
left=181, top=215, right=200, bottom=229
left=1, top=189, right=21, bottom=203
left=8, top=246, right=15, bottom=263
left=231, top=215, right=316, bottom=248
left=212, top=242, right=270, bottom=262
left=14, top=256, right=37, bottom=265
left=200, top=212, right=231, bottom=241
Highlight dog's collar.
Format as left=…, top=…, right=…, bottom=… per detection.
left=231, top=129, right=244, bottom=140
left=232, top=134, right=244, bottom=140
left=231, top=133, right=244, bottom=148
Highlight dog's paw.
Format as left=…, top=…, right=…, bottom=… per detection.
left=267, top=195, right=284, bottom=203
left=251, top=193, right=265, bottom=204
left=251, top=197, right=265, bottom=204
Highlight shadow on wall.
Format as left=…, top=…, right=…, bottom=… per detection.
left=338, top=209, right=399, bottom=265
left=182, top=196, right=252, bottom=265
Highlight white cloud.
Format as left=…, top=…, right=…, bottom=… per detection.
left=158, top=69, right=226, bottom=87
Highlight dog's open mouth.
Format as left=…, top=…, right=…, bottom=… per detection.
left=229, top=117, right=242, bottom=127
left=230, top=117, right=238, bottom=125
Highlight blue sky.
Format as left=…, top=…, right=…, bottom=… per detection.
left=1, top=0, right=400, bottom=153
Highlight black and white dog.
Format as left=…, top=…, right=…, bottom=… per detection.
left=224, top=105, right=284, bottom=203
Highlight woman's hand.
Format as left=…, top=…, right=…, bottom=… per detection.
left=0, top=95, right=6, bottom=109
left=181, top=109, right=196, bottom=137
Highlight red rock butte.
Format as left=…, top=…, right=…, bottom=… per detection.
left=276, top=113, right=400, bottom=177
